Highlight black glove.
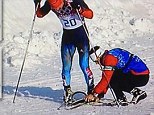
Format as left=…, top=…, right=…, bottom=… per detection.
left=70, top=2, right=81, bottom=10
left=89, top=46, right=100, bottom=55
left=33, top=0, right=41, bottom=5
left=97, top=93, right=104, bottom=99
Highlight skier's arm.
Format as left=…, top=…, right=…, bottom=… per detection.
left=71, top=0, right=93, bottom=19
left=36, top=1, right=51, bottom=18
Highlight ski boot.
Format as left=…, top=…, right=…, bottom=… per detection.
left=130, top=88, right=147, bottom=104
left=63, top=86, right=73, bottom=105
left=117, top=95, right=129, bottom=106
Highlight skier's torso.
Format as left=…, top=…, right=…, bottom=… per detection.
left=108, top=48, right=149, bottom=75
left=52, top=0, right=84, bottom=30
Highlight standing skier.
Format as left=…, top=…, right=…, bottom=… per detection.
left=85, top=47, right=150, bottom=106
left=33, top=0, right=94, bottom=103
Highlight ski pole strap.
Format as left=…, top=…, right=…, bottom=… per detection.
left=103, top=66, right=116, bottom=71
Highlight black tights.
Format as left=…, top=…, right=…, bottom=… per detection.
left=110, top=70, right=149, bottom=99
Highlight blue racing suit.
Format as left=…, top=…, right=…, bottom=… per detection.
left=35, top=0, right=94, bottom=93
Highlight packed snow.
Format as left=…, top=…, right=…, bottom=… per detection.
left=1, top=0, right=154, bottom=114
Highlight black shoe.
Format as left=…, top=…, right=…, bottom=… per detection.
left=130, top=88, right=147, bottom=104
left=118, top=99, right=129, bottom=106
left=63, top=86, right=73, bottom=104
left=97, top=93, right=104, bottom=99
left=117, top=95, right=129, bottom=106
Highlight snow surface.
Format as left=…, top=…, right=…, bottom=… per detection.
left=1, top=0, right=154, bottom=114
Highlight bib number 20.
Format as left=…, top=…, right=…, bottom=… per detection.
left=63, top=19, right=77, bottom=27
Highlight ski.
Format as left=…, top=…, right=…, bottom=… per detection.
left=57, top=98, right=119, bottom=110
left=65, top=98, right=118, bottom=110
left=57, top=98, right=86, bottom=110
left=89, top=98, right=117, bottom=107
left=57, top=90, right=120, bottom=110
left=65, top=99, right=87, bottom=110
left=90, top=98, right=137, bottom=107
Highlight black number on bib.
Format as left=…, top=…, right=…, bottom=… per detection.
left=70, top=19, right=76, bottom=26
left=64, top=19, right=77, bottom=27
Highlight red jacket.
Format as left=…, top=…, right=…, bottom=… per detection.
left=36, top=0, right=93, bottom=19
left=94, top=53, right=149, bottom=95
left=94, top=54, right=117, bottom=94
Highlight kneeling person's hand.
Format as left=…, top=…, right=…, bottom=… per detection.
left=85, top=94, right=100, bottom=102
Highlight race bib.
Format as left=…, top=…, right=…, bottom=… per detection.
left=60, top=14, right=83, bottom=30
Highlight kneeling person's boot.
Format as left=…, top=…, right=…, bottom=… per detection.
left=117, top=95, right=129, bottom=106
left=130, top=88, right=147, bottom=104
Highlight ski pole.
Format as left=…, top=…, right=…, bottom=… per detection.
left=12, top=3, right=39, bottom=103
left=76, top=9, right=98, bottom=59
left=76, top=9, right=119, bottom=107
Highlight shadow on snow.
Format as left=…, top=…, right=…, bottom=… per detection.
left=3, top=86, right=64, bottom=103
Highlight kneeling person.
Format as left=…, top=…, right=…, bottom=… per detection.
left=85, top=47, right=150, bottom=106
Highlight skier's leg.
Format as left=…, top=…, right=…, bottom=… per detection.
left=61, top=44, right=75, bottom=87
left=61, top=33, right=76, bottom=102
left=77, top=40, right=94, bottom=94
left=79, top=52, right=94, bottom=94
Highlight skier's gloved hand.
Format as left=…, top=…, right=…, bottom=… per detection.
left=33, top=0, right=41, bottom=6
left=70, top=2, right=81, bottom=10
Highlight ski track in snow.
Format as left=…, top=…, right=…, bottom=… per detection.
left=1, top=0, right=154, bottom=115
